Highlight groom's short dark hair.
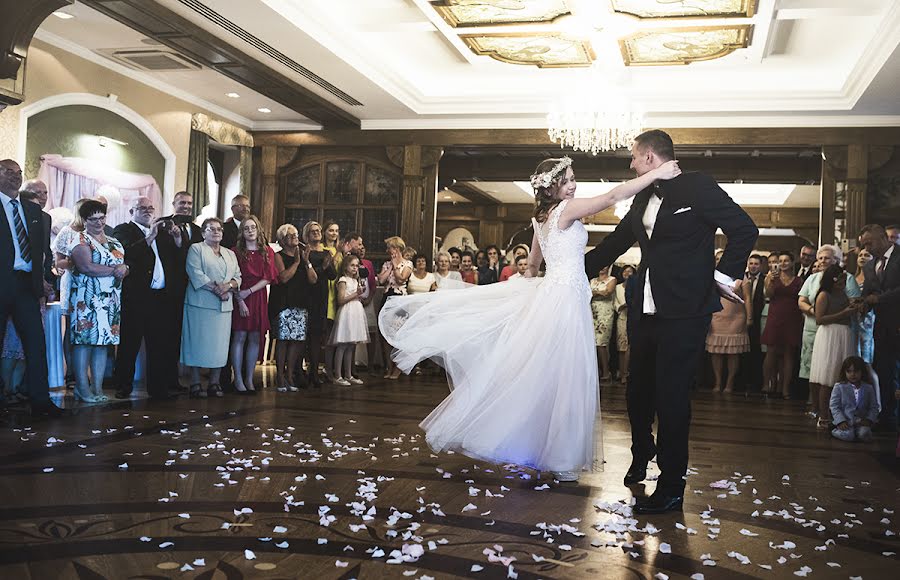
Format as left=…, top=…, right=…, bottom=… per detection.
left=634, top=130, right=675, bottom=161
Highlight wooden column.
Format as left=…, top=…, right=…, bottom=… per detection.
left=260, top=145, right=278, bottom=237
left=819, top=154, right=836, bottom=247
left=400, top=145, right=425, bottom=252
left=845, top=143, right=868, bottom=240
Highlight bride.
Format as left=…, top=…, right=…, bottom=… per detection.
left=379, top=156, right=681, bottom=481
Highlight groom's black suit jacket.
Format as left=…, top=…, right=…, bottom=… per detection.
left=584, top=172, right=758, bottom=318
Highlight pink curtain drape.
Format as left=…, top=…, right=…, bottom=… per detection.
left=38, top=154, right=163, bottom=228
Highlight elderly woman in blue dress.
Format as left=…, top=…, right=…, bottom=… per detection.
left=70, top=199, right=128, bottom=403
left=181, top=217, right=241, bottom=399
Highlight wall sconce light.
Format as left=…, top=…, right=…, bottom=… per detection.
left=98, top=136, right=129, bottom=147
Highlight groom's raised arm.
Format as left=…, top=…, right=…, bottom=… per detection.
left=584, top=209, right=637, bottom=277
left=697, top=174, right=758, bottom=281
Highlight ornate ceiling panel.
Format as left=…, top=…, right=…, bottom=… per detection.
left=611, top=0, right=758, bottom=20
left=620, top=25, right=752, bottom=66
left=461, top=33, right=595, bottom=67
left=431, top=0, right=571, bottom=27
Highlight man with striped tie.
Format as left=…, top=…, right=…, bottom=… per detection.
left=0, top=159, right=64, bottom=417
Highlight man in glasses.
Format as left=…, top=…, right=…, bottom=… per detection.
left=111, top=197, right=188, bottom=400
left=222, top=194, right=251, bottom=249
left=0, top=160, right=63, bottom=417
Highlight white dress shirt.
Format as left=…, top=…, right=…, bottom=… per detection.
left=1, top=193, right=32, bottom=272
left=876, top=244, right=894, bottom=277
left=134, top=221, right=165, bottom=289
left=641, top=191, right=735, bottom=315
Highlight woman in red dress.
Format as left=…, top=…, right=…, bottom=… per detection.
left=761, top=250, right=803, bottom=399
left=231, top=215, right=278, bottom=394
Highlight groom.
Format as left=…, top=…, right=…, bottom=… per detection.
left=585, top=130, right=757, bottom=514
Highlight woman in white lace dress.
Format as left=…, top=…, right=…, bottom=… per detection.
left=379, top=157, right=681, bottom=481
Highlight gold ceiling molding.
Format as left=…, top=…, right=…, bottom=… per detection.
left=461, top=33, right=595, bottom=68
left=431, top=0, right=571, bottom=27
left=620, top=25, right=752, bottom=66
left=191, top=113, right=254, bottom=147
left=611, top=0, right=758, bottom=19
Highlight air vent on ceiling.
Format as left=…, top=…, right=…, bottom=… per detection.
left=98, top=48, right=202, bottom=72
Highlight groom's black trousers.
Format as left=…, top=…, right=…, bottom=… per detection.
left=627, top=313, right=711, bottom=495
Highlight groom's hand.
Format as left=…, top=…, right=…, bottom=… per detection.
left=717, top=280, right=744, bottom=304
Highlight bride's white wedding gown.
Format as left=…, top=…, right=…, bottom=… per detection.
left=379, top=199, right=601, bottom=472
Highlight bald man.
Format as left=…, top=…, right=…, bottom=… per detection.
left=222, top=194, right=251, bottom=249
left=20, top=179, right=48, bottom=209
left=0, top=160, right=63, bottom=416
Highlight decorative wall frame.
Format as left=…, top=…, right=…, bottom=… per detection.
left=431, top=0, right=571, bottom=27
left=619, top=25, right=752, bottom=66
left=611, top=0, right=757, bottom=20
left=461, top=33, right=595, bottom=68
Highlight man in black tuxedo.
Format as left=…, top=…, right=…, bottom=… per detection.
left=585, top=131, right=757, bottom=514
left=795, top=244, right=815, bottom=281
left=743, top=254, right=766, bottom=392
left=222, top=194, right=251, bottom=249
left=859, top=224, right=900, bottom=428
left=0, top=160, right=64, bottom=416
left=160, top=191, right=202, bottom=245
left=112, top=197, right=187, bottom=400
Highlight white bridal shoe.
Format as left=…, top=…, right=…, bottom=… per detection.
left=553, top=471, right=579, bottom=482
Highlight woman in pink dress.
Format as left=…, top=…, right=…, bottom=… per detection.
left=231, top=215, right=278, bottom=395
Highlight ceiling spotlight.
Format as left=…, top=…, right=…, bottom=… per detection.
left=53, top=11, right=75, bottom=19
left=226, top=92, right=240, bottom=98
left=257, top=107, right=272, bottom=113
left=443, top=195, right=452, bottom=200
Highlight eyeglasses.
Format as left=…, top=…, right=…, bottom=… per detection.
left=205, top=227, right=224, bottom=233
left=135, top=206, right=155, bottom=212
left=85, top=216, right=107, bottom=223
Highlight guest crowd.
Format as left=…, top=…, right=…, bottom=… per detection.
left=1, top=155, right=898, bottom=444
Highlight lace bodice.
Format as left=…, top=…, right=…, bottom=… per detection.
left=532, top=200, right=590, bottom=297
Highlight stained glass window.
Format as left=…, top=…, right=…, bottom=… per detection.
left=284, top=166, right=320, bottom=205
left=325, top=162, right=359, bottom=204
left=361, top=209, right=398, bottom=248
left=364, top=165, right=401, bottom=205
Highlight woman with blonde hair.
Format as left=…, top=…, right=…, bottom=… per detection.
left=434, top=251, right=464, bottom=290
left=54, top=198, right=89, bottom=389
left=377, top=235, right=412, bottom=379
left=380, top=155, right=681, bottom=481
left=300, top=221, right=336, bottom=387
left=270, top=223, right=314, bottom=391
left=230, top=215, right=278, bottom=394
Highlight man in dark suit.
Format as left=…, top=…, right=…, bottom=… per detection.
left=222, top=194, right=251, bottom=249
left=743, top=254, right=766, bottom=392
left=112, top=197, right=187, bottom=400
left=0, top=160, right=64, bottom=416
left=795, top=244, right=815, bottom=281
left=585, top=131, right=757, bottom=514
left=859, top=224, right=900, bottom=428
left=19, top=179, right=56, bottom=298
left=160, top=191, right=202, bottom=245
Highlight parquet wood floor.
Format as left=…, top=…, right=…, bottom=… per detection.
left=0, top=371, right=896, bottom=579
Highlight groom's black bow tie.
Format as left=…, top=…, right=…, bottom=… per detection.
left=652, top=182, right=665, bottom=199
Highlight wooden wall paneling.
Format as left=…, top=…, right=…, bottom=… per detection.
left=260, top=145, right=279, bottom=235
left=820, top=158, right=836, bottom=246
left=846, top=143, right=868, bottom=239
left=400, top=144, right=424, bottom=253
left=423, top=164, right=439, bottom=262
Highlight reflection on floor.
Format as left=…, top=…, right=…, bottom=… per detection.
left=1, top=368, right=897, bottom=579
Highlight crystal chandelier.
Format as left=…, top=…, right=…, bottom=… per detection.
left=545, top=69, right=645, bottom=155
left=547, top=108, right=644, bottom=155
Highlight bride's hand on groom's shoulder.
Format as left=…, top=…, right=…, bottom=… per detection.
left=655, top=160, right=681, bottom=180
left=717, top=279, right=744, bottom=304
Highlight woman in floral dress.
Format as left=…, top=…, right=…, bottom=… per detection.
left=69, top=200, right=128, bottom=403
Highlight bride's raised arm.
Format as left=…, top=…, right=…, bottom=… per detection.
left=558, top=160, right=681, bottom=229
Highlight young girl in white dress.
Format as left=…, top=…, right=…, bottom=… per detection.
left=379, top=156, right=681, bottom=481
left=329, top=255, right=369, bottom=386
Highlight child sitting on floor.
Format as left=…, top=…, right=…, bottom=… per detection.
left=829, top=356, right=878, bottom=442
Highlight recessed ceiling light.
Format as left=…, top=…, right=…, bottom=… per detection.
left=443, top=195, right=452, bottom=199
left=53, top=11, right=75, bottom=19
left=257, top=107, right=271, bottom=113
left=225, top=92, right=240, bottom=98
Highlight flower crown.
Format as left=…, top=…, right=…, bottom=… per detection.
left=530, top=156, right=573, bottom=190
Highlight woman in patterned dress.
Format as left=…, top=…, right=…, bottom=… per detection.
left=589, top=266, right=616, bottom=383
left=69, top=200, right=128, bottom=403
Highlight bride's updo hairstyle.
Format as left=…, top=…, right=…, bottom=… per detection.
left=531, top=156, right=572, bottom=223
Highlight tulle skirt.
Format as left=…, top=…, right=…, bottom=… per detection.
left=379, top=276, right=601, bottom=472
left=809, top=323, right=856, bottom=386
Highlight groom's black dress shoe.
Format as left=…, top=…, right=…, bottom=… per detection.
left=624, top=462, right=648, bottom=485
left=634, top=491, right=684, bottom=515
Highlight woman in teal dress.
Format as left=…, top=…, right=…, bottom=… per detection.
left=70, top=200, right=128, bottom=403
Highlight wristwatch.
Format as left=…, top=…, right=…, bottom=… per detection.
left=307, top=263, right=314, bottom=269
